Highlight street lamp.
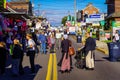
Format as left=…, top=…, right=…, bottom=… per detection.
left=74, top=0, right=77, bottom=25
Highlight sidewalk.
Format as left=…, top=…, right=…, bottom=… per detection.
left=81, top=36, right=109, bottom=55
left=72, top=35, right=109, bottom=55
left=96, top=40, right=108, bottom=55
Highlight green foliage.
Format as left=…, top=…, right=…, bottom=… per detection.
left=61, top=16, right=67, bottom=26
left=103, top=40, right=112, bottom=43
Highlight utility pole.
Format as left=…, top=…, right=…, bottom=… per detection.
left=74, top=0, right=77, bottom=25
left=31, top=0, right=34, bottom=16
left=38, top=4, right=40, bottom=17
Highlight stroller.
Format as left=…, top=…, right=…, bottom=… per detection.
left=74, top=47, right=86, bottom=69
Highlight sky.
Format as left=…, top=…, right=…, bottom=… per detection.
left=9, top=0, right=107, bottom=26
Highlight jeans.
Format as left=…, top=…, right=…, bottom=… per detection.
left=40, top=42, right=46, bottom=54
left=28, top=51, right=35, bottom=73
left=12, top=59, right=20, bottom=75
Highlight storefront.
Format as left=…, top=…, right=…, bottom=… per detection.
left=0, top=12, right=30, bottom=33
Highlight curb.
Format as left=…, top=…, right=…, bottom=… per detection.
left=96, top=48, right=108, bottom=55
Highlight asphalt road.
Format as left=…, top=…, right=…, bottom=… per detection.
left=0, top=36, right=120, bottom=80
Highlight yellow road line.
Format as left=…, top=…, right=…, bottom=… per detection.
left=53, top=53, right=58, bottom=80
left=46, top=54, right=53, bottom=80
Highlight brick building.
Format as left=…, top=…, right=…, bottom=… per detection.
left=77, top=3, right=99, bottom=22
left=8, top=0, right=33, bottom=16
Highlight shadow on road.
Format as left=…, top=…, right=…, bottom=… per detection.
left=0, top=64, right=42, bottom=80
left=102, top=57, right=110, bottom=61
left=95, top=60, right=106, bottom=62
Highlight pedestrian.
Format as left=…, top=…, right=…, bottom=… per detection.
left=49, top=33, right=56, bottom=53
left=114, top=30, right=119, bottom=42
left=60, top=34, right=71, bottom=73
left=38, top=31, right=47, bottom=54
left=11, top=39, right=23, bottom=76
left=84, top=32, right=96, bottom=70
left=0, top=42, right=7, bottom=75
left=26, top=33, right=36, bottom=73
left=68, top=40, right=73, bottom=69
left=55, top=30, right=62, bottom=49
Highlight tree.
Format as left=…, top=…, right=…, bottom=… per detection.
left=61, top=16, right=67, bottom=26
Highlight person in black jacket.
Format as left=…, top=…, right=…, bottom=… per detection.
left=12, top=39, right=23, bottom=76
left=0, top=42, right=7, bottom=75
left=59, top=34, right=71, bottom=73
left=84, top=32, right=96, bottom=70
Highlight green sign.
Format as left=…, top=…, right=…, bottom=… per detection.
left=112, top=21, right=120, bottom=27
left=100, top=20, right=105, bottom=26
left=67, top=15, right=71, bottom=21
left=112, top=21, right=115, bottom=27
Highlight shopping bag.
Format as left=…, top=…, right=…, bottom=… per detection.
left=69, top=47, right=75, bottom=56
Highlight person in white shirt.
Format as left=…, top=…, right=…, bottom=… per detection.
left=26, top=34, right=36, bottom=73
left=55, top=30, right=62, bottom=49
left=114, top=30, right=119, bottom=42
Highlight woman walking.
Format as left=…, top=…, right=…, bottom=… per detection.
left=60, top=34, right=70, bottom=73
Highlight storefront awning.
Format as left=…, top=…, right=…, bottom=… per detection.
left=0, top=12, right=30, bottom=20
left=106, top=12, right=120, bottom=20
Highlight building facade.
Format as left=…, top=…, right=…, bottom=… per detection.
left=77, top=3, right=99, bottom=22
left=8, top=1, right=33, bottom=16
left=106, top=0, right=120, bottom=27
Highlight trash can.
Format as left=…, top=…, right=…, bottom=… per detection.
left=77, top=35, right=82, bottom=43
left=107, top=42, right=120, bottom=61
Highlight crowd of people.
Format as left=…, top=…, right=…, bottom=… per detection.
left=0, top=24, right=97, bottom=77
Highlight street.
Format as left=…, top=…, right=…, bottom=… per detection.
left=0, top=36, right=120, bottom=80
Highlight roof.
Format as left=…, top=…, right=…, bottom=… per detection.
left=83, top=3, right=99, bottom=12
left=0, top=12, right=30, bottom=20
left=106, top=12, right=120, bottom=19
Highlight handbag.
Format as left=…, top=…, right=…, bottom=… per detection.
left=69, top=47, right=75, bottom=55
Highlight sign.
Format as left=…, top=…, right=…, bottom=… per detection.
left=92, top=22, right=100, bottom=26
left=86, top=18, right=104, bottom=23
left=86, top=14, right=104, bottom=23
left=89, top=14, right=101, bottom=18
left=100, top=20, right=105, bottom=26
left=66, top=21, right=71, bottom=27
left=112, top=21, right=120, bottom=27
left=68, top=26, right=76, bottom=34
